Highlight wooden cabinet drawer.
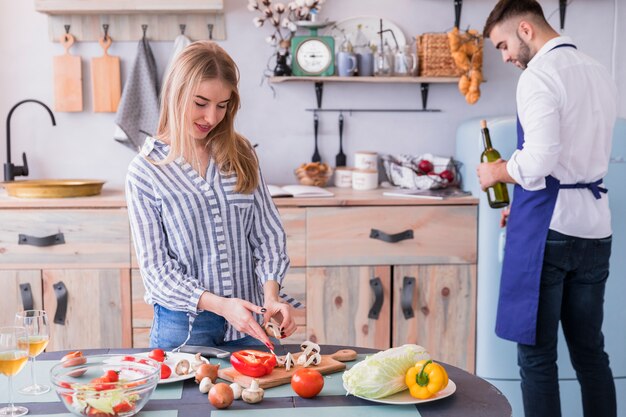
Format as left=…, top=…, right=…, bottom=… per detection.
left=306, top=206, right=477, bottom=266
left=0, top=209, right=130, bottom=269
left=279, top=208, right=306, bottom=267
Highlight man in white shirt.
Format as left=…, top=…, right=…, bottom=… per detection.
left=477, top=1, right=617, bottom=417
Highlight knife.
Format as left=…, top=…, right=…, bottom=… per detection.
left=179, top=345, right=231, bottom=359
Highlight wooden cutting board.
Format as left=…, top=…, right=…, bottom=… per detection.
left=91, top=36, right=121, bottom=112
left=218, top=349, right=358, bottom=389
left=53, top=33, right=83, bottom=112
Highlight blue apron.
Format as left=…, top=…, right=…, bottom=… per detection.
left=494, top=43, right=608, bottom=345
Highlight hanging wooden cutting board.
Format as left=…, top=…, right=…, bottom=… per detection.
left=91, top=36, right=121, bottom=112
left=53, top=33, right=83, bottom=112
left=217, top=348, right=358, bottom=389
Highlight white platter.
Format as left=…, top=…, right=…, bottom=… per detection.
left=323, top=16, right=407, bottom=52
left=345, top=379, right=456, bottom=405
left=115, top=352, right=208, bottom=385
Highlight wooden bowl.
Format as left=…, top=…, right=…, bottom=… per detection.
left=1, top=179, right=105, bottom=198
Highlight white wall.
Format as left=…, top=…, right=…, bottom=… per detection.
left=0, top=0, right=623, bottom=189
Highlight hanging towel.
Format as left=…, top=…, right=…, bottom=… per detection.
left=162, top=34, right=192, bottom=87
left=114, top=37, right=159, bottom=151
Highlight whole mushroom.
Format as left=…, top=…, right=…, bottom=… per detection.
left=241, top=379, right=265, bottom=404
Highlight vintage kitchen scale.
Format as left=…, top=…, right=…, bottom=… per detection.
left=291, top=21, right=335, bottom=76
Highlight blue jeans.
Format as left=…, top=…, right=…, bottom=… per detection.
left=149, top=304, right=266, bottom=350
left=517, top=229, right=616, bottom=417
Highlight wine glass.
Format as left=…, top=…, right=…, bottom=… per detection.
left=14, top=310, right=50, bottom=395
left=0, top=326, right=29, bottom=417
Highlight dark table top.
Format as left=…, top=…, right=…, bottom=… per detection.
left=28, top=345, right=511, bottom=417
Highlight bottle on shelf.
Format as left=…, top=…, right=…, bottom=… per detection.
left=480, top=119, right=510, bottom=208
left=354, top=24, right=373, bottom=77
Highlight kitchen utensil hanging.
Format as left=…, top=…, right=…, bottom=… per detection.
left=336, top=113, right=347, bottom=167
left=91, top=24, right=121, bottom=112
left=53, top=25, right=83, bottom=112
left=312, top=113, right=321, bottom=163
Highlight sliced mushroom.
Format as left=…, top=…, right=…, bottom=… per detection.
left=175, top=359, right=191, bottom=375
left=300, top=341, right=320, bottom=357
left=264, top=322, right=281, bottom=339
left=296, top=353, right=308, bottom=366
left=284, top=352, right=295, bottom=371
left=303, top=352, right=322, bottom=367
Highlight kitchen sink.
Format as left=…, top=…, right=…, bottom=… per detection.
left=1, top=179, right=105, bottom=198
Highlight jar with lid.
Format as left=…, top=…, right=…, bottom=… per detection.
left=353, top=24, right=374, bottom=76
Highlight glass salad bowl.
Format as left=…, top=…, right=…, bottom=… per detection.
left=50, top=354, right=160, bottom=417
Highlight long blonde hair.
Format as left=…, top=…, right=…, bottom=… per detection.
left=155, top=41, right=259, bottom=193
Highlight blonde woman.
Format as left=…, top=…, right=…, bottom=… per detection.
left=126, top=41, right=297, bottom=350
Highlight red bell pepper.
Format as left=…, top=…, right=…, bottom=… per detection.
left=230, top=350, right=277, bottom=377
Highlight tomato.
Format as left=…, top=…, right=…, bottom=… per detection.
left=291, top=368, right=324, bottom=398
left=59, top=381, right=73, bottom=405
left=90, top=376, right=115, bottom=391
left=103, top=370, right=120, bottom=383
left=230, top=350, right=277, bottom=377
left=417, top=159, right=434, bottom=174
left=113, top=400, right=134, bottom=413
left=148, top=348, right=166, bottom=363
left=439, top=170, right=455, bottom=183
left=160, top=363, right=172, bottom=379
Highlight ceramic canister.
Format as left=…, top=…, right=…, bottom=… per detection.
left=352, top=169, right=378, bottom=190
left=354, top=151, right=378, bottom=171
left=334, top=167, right=353, bottom=188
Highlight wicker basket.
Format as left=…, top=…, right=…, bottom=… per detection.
left=417, top=32, right=463, bottom=77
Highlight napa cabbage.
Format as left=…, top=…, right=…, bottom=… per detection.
left=342, top=344, right=430, bottom=399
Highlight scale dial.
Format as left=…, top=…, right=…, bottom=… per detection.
left=295, top=38, right=333, bottom=75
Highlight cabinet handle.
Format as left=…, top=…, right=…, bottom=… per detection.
left=18, top=233, right=65, bottom=247
left=368, top=277, right=384, bottom=320
left=19, top=283, right=34, bottom=311
left=53, top=281, right=68, bottom=325
left=369, top=228, right=414, bottom=243
left=401, top=276, right=415, bottom=319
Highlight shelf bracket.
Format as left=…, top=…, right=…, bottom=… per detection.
left=420, top=83, right=430, bottom=110
left=314, top=82, right=324, bottom=109
left=559, top=0, right=567, bottom=30
left=454, top=0, right=463, bottom=28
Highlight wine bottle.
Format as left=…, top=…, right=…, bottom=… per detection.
left=480, top=120, right=510, bottom=208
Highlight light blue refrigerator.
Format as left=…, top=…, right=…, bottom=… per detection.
left=456, top=116, right=626, bottom=417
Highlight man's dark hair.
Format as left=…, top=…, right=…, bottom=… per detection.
left=483, top=0, right=548, bottom=38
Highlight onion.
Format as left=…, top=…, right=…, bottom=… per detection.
left=208, top=383, right=234, bottom=409
left=195, top=362, right=220, bottom=383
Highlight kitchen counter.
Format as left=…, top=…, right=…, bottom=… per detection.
left=0, top=187, right=477, bottom=208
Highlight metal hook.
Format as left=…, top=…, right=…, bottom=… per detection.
left=141, top=24, right=148, bottom=39
left=102, top=24, right=109, bottom=41
left=207, top=24, right=214, bottom=40
left=179, top=24, right=186, bottom=35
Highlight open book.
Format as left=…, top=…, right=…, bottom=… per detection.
left=267, top=184, right=334, bottom=198
left=383, top=187, right=472, bottom=200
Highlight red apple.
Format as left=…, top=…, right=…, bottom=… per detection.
left=417, top=159, right=434, bottom=174
left=439, top=170, right=455, bottom=182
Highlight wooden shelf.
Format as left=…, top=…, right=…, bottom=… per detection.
left=34, top=0, right=225, bottom=41
left=269, top=76, right=460, bottom=84
left=34, top=0, right=223, bottom=14
left=270, top=76, right=460, bottom=110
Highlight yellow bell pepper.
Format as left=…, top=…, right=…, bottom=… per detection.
left=405, top=360, right=449, bottom=399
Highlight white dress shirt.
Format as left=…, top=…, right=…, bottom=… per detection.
left=506, top=36, right=617, bottom=239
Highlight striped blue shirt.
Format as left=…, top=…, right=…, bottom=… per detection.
left=126, top=136, right=293, bottom=341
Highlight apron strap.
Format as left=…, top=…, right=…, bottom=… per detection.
left=559, top=179, right=607, bottom=199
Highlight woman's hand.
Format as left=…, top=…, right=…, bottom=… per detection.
left=212, top=296, right=273, bottom=348
left=262, top=300, right=297, bottom=339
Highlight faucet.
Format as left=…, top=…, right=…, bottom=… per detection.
left=4, top=99, right=56, bottom=182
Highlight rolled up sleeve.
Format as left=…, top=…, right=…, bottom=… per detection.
left=508, top=69, right=563, bottom=191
